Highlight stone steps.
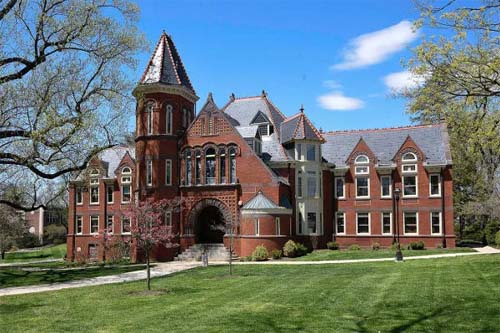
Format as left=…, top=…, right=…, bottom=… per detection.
left=175, top=243, right=237, bottom=262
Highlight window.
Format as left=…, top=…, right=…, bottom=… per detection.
left=195, top=151, right=201, bottom=185
left=335, top=177, right=345, bottom=199
left=355, top=155, right=369, bottom=164
left=146, top=160, right=153, bottom=186
left=106, top=215, right=113, bottom=234
left=297, top=171, right=302, bottom=198
left=306, top=144, right=316, bottom=161
left=185, top=150, right=192, bottom=185
left=258, top=124, right=269, bottom=136
left=296, top=144, right=302, bottom=160
left=165, top=159, right=172, bottom=186
left=146, top=103, right=153, bottom=135
left=90, top=216, right=99, bottom=234
left=121, top=217, right=131, bottom=234
left=90, top=185, right=99, bottom=204
left=381, top=176, right=391, bottom=198
left=307, top=171, right=317, bottom=197
left=122, top=167, right=131, bottom=174
left=205, top=148, right=216, bottom=185
left=336, top=212, right=345, bottom=234
left=431, top=212, right=442, bottom=235
left=401, top=152, right=417, bottom=174
left=76, top=187, right=83, bottom=205
left=430, top=174, right=441, bottom=197
left=229, top=147, right=236, bottom=183
left=307, top=212, right=317, bottom=234
left=403, top=212, right=418, bottom=235
left=402, top=152, right=417, bottom=162
left=275, top=217, right=280, bottom=235
left=356, top=212, right=370, bottom=234
left=402, top=164, right=417, bottom=173
left=254, top=218, right=259, bottom=235
left=121, top=171, right=132, bottom=203
left=106, top=185, right=114, bottom=204
left=165, top=211, right=172, bottom=227
left=356, top=177, right=370, bottom=198
left=165, top=104, right=173, bottom=134
left=403, top=176, right=418, bottom=197
left=298, top=212, right=304, bottom=234
left=219, top=148, right=226, bottom=183
left=381, top=212, right=392, bottom=234
left=182, top=108, right=188, bottom=128
left=121, top=184, right=131, bottom=203
left=76, top=216, right=83, bottom=234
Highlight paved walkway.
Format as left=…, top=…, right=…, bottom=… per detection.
left=0, top=259, right=63, bottom=267
left=1, top=247, right=498, bottom=297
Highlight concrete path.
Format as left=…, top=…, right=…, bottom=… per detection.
left=1, top=247, right=498, bottom=297
left=0, top=262, right=201, bottom=297
left=0, top=259, right=63, bottom=267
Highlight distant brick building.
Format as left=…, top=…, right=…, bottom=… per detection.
left=67, top=33, right=454, bottom=261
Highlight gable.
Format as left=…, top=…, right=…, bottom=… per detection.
left=250, top=111, right=270, bottom=125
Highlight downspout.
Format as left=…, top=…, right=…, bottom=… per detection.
left=441, top=167, right=447, bottom=248
left=71, top=183, right=77, bottom=261
left=287, top=162, right=293, bottom=236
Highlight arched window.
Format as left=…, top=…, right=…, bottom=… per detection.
left=402, top=152, right=417, bottom=162
left=182, top=108, right=187, bottom=128
left=229, top=147, right=237, bottom=184
left=219, top=147, right=226, bottom=184
left=166, top=104, right=173, bottom=135
left=146, top=103, right=154, bottom=135
left=185, top=150, right=192, bottom=185
left=122, top=167, right=131, bottom=174
left=205, top=148, right=216, bottom=185
left=89, top=168, right=99, bottom=177
left=121, top=167, right=132, bottom=203
left=354, top=155, right=369, bottom=198
left=355, top=155, right=369, bottom=164
left=195, top=150, right=201, bottom=185
left=401, top=152, right=418, bottom=197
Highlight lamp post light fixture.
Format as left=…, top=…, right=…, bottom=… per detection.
left=393, top=187, right=403, bottom=262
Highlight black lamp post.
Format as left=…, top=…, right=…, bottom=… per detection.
left=393, top=187, right=403, bottom=262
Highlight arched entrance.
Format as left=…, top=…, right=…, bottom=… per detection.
left=188, top=198, right=232, bottom=244
left=196, top=206, right=225, bottom=243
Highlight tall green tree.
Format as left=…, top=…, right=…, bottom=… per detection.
left=0, top=0, right=145, bottom=211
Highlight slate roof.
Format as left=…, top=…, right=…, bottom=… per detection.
left=280, top=110, right=324, bottom=144
left=322, top=123, right=452, bottom=167
left=242, top=190, right=281, bottom=210
left=139, top=32, right=195, bottom=93
left=236, top=125, right=260, bottom=138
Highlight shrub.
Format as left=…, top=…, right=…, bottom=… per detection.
left=252, top=245, right=269, bottom=261
left=44, top=224, right=67, bottom=245
left=296, top=243, right=308, bottom=257
left=484, top=220, right=500, bottom=245
left=371, top=242, right=380, bottom=251
left=409, top=241, right=425, bottom=250
left=270, top=249, right=282, bottom=259
left=495, top=231, right=500, bottom=247
left=15, top=232, right=40, bottom=249
left=283, top=240, right=298, bottom=257
left=349, top=244, right=361, bottom=251
left=327, top=241, right=339, bottom=250
left=390, top=243, right=399, bottom=251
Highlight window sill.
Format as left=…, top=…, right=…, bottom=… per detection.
left=89, top=203, right=100, bottom=206
left=381, top=196, right=392, bottom=200
left=402, top=196, right=418, bottom=199
left=355, top=197, right=371, bottom=200
left=335, top=197, right=346, bottom=200
left=429, top=195, right=441, bottom=199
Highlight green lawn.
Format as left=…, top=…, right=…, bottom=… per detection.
left=1, top=254, right=499, bottom=332
left=291, top=247, right=476, bottom=261
left=1, top=244, right=66, bottom=263
left=0, top=264, right=146, bottom=288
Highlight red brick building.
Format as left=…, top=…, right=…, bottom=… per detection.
left=67, top=33, right=454, bottom=261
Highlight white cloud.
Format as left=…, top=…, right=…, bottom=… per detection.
left=322, top=80, right=342, bottom=89
left=317, top=91, right=365, bottom=111
left=332, top=20, right=419, bottom=70
left=383, top=70, right=426, bottom=92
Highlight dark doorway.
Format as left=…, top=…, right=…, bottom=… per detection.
left=196, top=206, right=225, bottom=243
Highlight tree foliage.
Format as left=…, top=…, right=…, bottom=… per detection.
left=0, top=0, right=145, bottom=211
left=407, top=0, right=500, bottom=237
left=0, top=204, right=27, bottom=259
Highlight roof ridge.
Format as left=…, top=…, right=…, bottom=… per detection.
left=282, top=112, right=302, bottom=122
left=302, top=112, right=326, bottom=143
left=263, top=95, right=287, bottom=119
left=324, top=123, right=442, bottom=135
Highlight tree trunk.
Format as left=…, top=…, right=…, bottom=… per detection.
left=146, top=249, right=151, bottom=291
left=1, top=250, right=4, bottom=260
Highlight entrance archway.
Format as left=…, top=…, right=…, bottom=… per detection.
left=196, top=206, right=225, bottom=243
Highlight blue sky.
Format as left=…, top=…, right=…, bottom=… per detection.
left=133, top=0, right=423, bottom=131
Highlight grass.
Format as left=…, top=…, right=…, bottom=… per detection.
left=291, top=247, right=476, bottom=261
left=1, top=244, right=66, bottom=263
left=1, top=254, right=499, bottom=332
left=0, top=264, right=146, bottom=288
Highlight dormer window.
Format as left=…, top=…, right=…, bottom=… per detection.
left=354, top=155, right=369, bottom=175
left=354, top=155, right=370, bottom=199
left=121, top=166, right=132, bottom=203
left=402, top=152, right=418, bottom=197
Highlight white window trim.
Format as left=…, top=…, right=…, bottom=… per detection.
left=107, top=215, right=114, bottom=234
left=147, top=104, right=153, bottom=135
left=356, top=212, right=371, bottom=235
left=402, top=164, right=417, bottom=174
left=165, top=159, right=172, bottom=186
left=336, top=212, right=346, bottom=235
left=76, top=216, right=83, bottom=235
left=89, top=185, right=99, bottom=205
left=76, top=188, right=83, bottom=205
left=403, top=212, right=419, bottom=235
left=380, top=175, right=392, bottom=198
left=402, top=175, right=418, bottom=198
left=355, top=176, right=370, bottom=199
left=355, top=165, right=370, bottom=175
left=296, top=143, right=302, bottom=161
left=255, top=218, right=260, bottom=236
left=381, top=212, right=392, bottom=235
left=275, top=217, right=280, bottom=236
left=121, top=184, right=131, bottom=204
left=121, top=217, right=131, bottom=235
left=90, top=216, right=99, bottom=235
left=430, top=211, right=442, bottom=235
left=355, top=155, right=369, bottom=164
left=429, top=174, right=441, bottom=197
left=166, top=105, right=173, bottom=135
left=106, top=185, right=114, bottom=204
left=297, top=174, right=303, bottom=198
left=334, top=177, right=345, bottom=199
left=402, top=152, right=417, bottom=162
left=146, top=160, right=153, bottom=187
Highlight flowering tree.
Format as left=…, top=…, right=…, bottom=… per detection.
left=93, top=229, right=131, bottom=264
left=124, top=197, right=182, bottom=290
